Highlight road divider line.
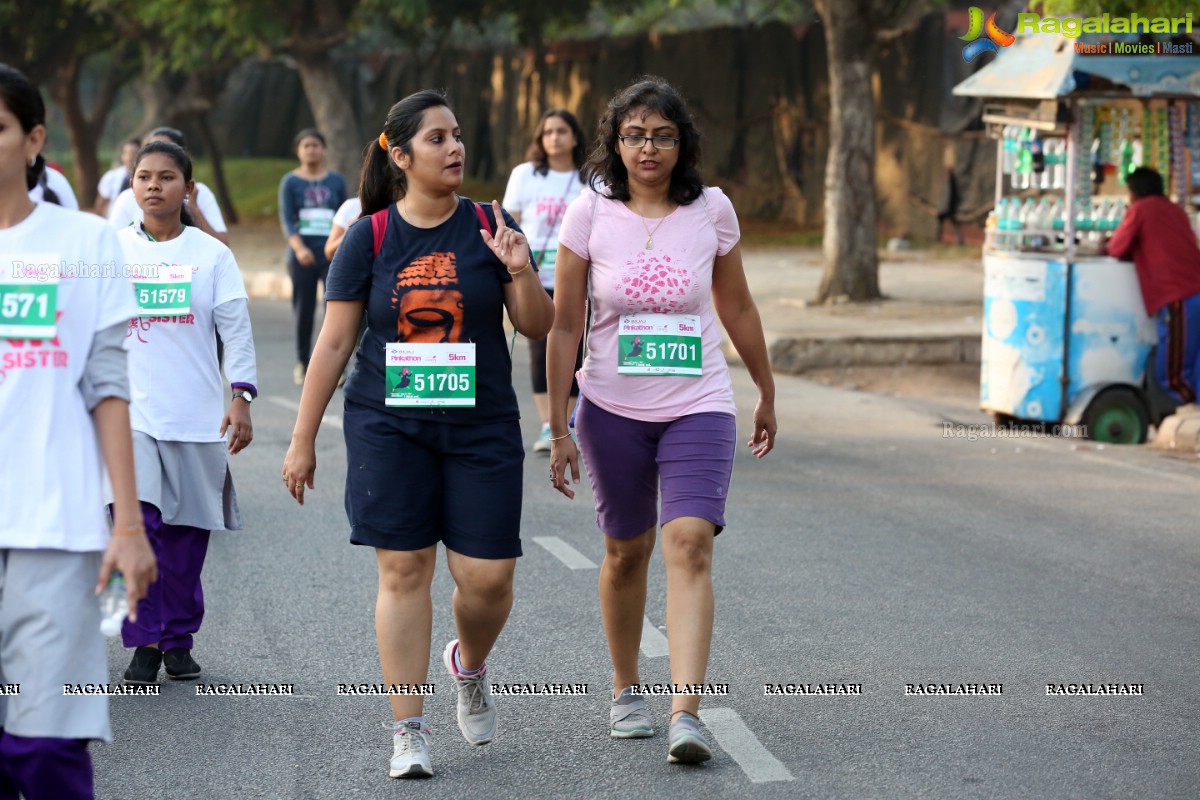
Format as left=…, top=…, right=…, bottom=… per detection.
left=640, top=617, right=669, bottom=658
left=532, top=536, right=597, bottom=570
left=267, top=397, right=342, bottom=430
left=698, top=708, right=794, bottom=784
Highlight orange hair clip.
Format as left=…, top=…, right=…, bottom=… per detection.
left=378, top=132, right=388, bottom=151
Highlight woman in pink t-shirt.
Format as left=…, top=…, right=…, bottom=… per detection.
left=546, top=76, right=777, bottom=763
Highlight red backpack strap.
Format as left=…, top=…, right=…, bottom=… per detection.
left=475, top=202, right=494, bottom=237
left=371, top=207, right=389, bottom=258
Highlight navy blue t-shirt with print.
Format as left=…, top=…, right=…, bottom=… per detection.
left=326, top=197, right=530, bottom=425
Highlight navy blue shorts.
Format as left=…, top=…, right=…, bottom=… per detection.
left=342, top=401, right=524, bottom=559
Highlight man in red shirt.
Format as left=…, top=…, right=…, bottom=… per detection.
left=1105, top=167, right=1200, bottom=408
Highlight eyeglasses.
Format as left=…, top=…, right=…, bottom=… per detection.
left=617, top=134, right=680, bottom=150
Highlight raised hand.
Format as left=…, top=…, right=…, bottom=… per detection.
left=480, top=199, right=531, bottom=272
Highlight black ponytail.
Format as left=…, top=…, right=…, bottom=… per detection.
left=30, top=155, right=61, bottom=205
left=360, top=89, right=453, bottom=216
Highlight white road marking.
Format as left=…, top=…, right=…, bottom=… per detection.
left=698, top=708, right=794, bottom=784
left=640, top=616, right=670, bottom=658
left=267, top=396, right=342, bottom=430
left=532, top=536, right=597, bottom=570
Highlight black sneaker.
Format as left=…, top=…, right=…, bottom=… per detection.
left=123, top=647, right=162, bottom=686
left=162, top=648, right=202, bottom=680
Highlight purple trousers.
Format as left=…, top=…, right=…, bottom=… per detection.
left=0, top=733, right=93, bottom=800
left=121, top=503, right=210, bottom=651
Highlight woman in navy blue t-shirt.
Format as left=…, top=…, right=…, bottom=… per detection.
left=281, top=90, right=553, bottom=780
left=278, top=128, right=347, bottom=385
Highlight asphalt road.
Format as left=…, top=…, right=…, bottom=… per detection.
left=95, top=299, right=1200, bottom=800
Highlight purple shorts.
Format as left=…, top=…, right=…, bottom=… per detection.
left=575, top=395, right=736, bottom=539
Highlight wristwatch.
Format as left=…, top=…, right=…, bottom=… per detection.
left=232, top=391, right=255, bottom=404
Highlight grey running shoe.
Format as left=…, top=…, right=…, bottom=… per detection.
left=442, top=640, right=497, bottom=745
left=385, top=720, right=433, bottom=778
left=610, top=687, right=654, bottom=738
left=667, top=713, right=713, bottom=763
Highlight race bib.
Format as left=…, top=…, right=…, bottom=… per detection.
left=617, top=313, right=702, bottom=376
left=385, top=343, right=476, bottom=407
left=298, top=208, right=335, bottom=237
left=534, top=249, right=558, bottom=269
left=0, top=256, right=59, bottom=339
left=134, top=265, right=192, bottom=317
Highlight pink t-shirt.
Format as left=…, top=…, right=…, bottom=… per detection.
left=558, top=185, right=740, bottom=422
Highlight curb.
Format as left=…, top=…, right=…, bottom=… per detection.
left=1151, top=411, right=1200, bottom=454
left=245, top=270, right=291, bottom=302
left=755, top=334, right=981, bottom=375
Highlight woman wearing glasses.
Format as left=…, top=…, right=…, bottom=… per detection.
left=546, top=76, right=776, bottom=763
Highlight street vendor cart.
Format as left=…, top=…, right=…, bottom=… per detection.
left=953, top=34, right=1200, bottom=443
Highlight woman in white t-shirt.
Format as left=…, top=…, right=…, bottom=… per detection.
left=0, top=62, right=156, bottom=800
left=502, top=109, right=586, bottom=452
left=115, top=140, right=258, bottom=687
left=27, top=161, right=79, bottom=209
left=94, top=137, right=140, bottom=217
left=325, top=195, right=362, bottom=261
left=107, top=127, right=229, bottom=245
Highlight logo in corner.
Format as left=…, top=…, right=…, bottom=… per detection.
left=961, top=7, right=1015, bottom=62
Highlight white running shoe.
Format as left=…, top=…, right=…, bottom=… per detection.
left=442, top=640, right=497, bottom=745
left=387, top=720, right=433, bottom=778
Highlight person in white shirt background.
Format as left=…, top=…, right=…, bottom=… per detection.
left=501, top=109, right=586, bottom=452
left=27, top=158, right=79, bottom=209
left=0, top=62, right=156, bottom=800
left=325, top=193, right=362, bottom=261
left=93, top=137, right=140, bottom=217
left=114, top=140, right=257, bottom=687
left=107, top=127, right=228, bottom=245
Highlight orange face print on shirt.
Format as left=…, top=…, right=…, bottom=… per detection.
left=391, top=252, right=463, bottom=343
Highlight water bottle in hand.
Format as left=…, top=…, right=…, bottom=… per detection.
left=99, top=572, right=128, bottom=637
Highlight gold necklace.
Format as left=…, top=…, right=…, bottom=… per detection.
left=631, top=203, right=675, bottom=250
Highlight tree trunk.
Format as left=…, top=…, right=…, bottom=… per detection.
left=54, top=54, right=101, bottom=210
left=815, top=0, right=882, bottom=303
left=294, top=53, right=363, bottom=192
left=195, top=114, right=238, bottom=225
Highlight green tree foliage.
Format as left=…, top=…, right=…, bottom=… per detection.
left=1, top=0, right=137, bottom=205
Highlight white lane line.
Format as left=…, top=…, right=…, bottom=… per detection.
left=532, top=536, right=597, bottom=570
left=698, top=708, right=794, bottom=784
left=640, top=617, right=670, bottom=658
left=267, top=396, right=342, bottom=430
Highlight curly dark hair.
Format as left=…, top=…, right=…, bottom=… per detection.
left=582, top=76, right=703, bottom=205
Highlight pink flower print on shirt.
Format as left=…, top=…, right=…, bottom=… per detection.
left=614, top=253, right=695, bottom=314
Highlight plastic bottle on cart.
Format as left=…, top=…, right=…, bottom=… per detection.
left=1044, top=138, right=1062, bottom=188
left=1073, top=202, right=1089, bottom=244
left=1000, top=199, right=1018, bottom=249
left=1036, top=197, right=1055, bottom=247
left=993, top=199, right=1009, bottom=248
left=1019, top=198, right=1037, bottom=247
left=1108, top=199, right=1127, bottom=231
left=1015, top=128, right=1032, bottom=189
left=1001, top=126, right=1018, bottom=175
left=1030, top=131, right=1047, bottom=188
left=1050, top=197, right=1065, bottom=241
